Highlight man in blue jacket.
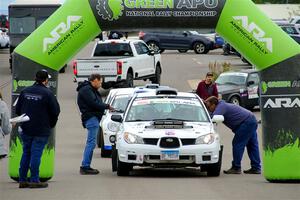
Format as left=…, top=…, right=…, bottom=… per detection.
left=77, top=74, right=114, bottom=175
left=205, top=96, right=261, bottom=174
left=16, top=69, right=60, bottom=188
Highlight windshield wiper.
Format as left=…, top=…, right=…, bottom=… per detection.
left=152, top=118, right=190, bottom=121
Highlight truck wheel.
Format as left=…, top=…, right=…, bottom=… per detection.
left=100, top=129, right=111, bottom=157
left=193, top=42, right=208, bottom=54
left=151, top=66, right=161, bottom=84
left=117, top=157, right=133, bottom=176
left=126, top=72, right=134, bottom=87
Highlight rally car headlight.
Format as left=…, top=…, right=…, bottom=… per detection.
left=107, top=122, right=119, bottom=132
left=196, top=133, right=215, bottom=144
left=124, top=132, right=144, bottom=144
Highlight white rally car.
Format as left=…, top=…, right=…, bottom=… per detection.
left=110, top=88, right=224, bottom=176
left=98, top=84, right=168, bottom=157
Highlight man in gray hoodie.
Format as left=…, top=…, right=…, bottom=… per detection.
left=0, top=91, right=12, bottom=159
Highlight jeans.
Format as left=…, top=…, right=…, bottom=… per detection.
left=81, top=117, right=100, bottom=168
left=19, top=134, right=49, bottom=183
left=232, top=115, right=261, bottom=170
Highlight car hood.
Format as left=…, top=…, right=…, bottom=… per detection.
left=122, top=121, right=215, bottom=138
left=217, top=84, right=241, bottom=94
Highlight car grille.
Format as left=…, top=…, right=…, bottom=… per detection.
left=181, top=139, right=196, bottom=145
left=159, top=137, right=180, bottom=148
left=143, top=138, right=159, bottom=145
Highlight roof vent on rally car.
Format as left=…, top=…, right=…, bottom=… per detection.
left=156, top=88, right=178, bottom=95
left=145, top=84, right=160, bottom=89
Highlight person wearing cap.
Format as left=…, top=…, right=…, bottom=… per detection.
left=196, top=72, right=218, bottom=100
left=205, top=96, right=261, bottom=175
left=76, top=74, right=114, bottom=175
left=16, top=69, right=60, bottom=188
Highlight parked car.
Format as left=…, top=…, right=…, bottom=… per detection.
left=278, top=23, right=300, bottom=44
left=98, top=84, right=165, bottom=157
left=216, top=69, right=259, bottom=110
left=0, top=28, right=9, bottom=48
left=190, top=31, right=224, bottom=49
left=139, top=31, right=214, bottom=54
left=110, top=88, right=224, bottom=176
left=73, top=39, right=162, bottom=87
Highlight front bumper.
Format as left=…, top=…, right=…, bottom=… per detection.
left=117, top=141, right=221, bottom=167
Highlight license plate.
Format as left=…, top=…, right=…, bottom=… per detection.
left=160, top=150, right=179, bottom=160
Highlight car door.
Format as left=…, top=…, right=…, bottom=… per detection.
left=133, top=42, right=155, bottom=77
left=169, top=31, right=190, bottom=49
left=246, top=72, right=260, bottom=106
left=157, top=31, right=175, bottom=48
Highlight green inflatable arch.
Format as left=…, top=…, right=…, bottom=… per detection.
left=9, top=0, right=300, bottom=182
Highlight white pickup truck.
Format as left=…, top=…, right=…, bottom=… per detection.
left=73, top=39, right=162, bottom=87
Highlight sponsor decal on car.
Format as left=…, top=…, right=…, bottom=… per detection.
left=263, top=96, right=300, bottom=108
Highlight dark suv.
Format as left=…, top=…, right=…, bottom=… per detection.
left=216, top=69, right=260, bottom=110
left=139, top=31, right=214, bottom=54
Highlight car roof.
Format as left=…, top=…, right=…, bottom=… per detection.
left=220, top=69, right=257, bottom=75
left=135, top=91, right=197, bottom=98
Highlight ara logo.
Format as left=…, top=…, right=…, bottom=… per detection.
left=43, top=16, right=82, bottom=52
left=233, top=16, right=273, bottom=53
left=264, top=97, right=300, bottom=108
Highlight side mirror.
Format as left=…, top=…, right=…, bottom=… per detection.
left=111, top=115, right=123, bottom=123
left=183, top=32, right=188, bottom=37
left=212, top=115, right=224, bottom=123
left=247, top=80, right=255, bottom=86
left=148, top=50, right=155, bottom=56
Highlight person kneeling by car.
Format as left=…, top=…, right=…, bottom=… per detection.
left=205, top=96, right=261, bottom=174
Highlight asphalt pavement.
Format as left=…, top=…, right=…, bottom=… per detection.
left=1, top=44, right=299, bottom=200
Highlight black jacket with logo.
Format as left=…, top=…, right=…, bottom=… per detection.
left=16, top=82, right=60, bottom=136
left=76, top=81, right=109, bottom=124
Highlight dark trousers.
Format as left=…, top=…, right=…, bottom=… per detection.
left=232, top=115, right=261, bottom=170
left=19, top=134, right=49, bottom=183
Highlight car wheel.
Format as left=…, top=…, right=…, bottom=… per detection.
left=100, top=129, right=111, bottom=158
left=193, top=42, right=208, bottom=54
left=201, top=146, right=223, bottom=177
left=147, top=41, right=160, bottom=53
left=229, top=96, right=240, bottom=106
left=111, top=145, right=118, bottom=172
left=126, top=72, right=134, bottom=87
left=117, top=156, right=133, bottom=176
left=150, top=66, right=161, bottom=84
left=178, top=49, right=188, bottom=53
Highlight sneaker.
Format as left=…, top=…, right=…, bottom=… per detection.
left=19, top=182, right=29, bottom=188
left=243, top=168, right=261, bottom=174
left=80, top=167, right=99, bottom=175
left=28, top=182, right=48, bottom=188
left=223, top=167, right=241, bottom=174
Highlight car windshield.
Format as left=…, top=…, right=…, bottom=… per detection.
left=111, top=95, right=131, bottom=112
left=125, top=97, right=209, bottom=122
left=93, top=43, right=133, bottom=56
left=216, top=74, right=247, bottom=85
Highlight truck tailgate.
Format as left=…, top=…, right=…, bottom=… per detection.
left=76, top=59, right=117, bottom=77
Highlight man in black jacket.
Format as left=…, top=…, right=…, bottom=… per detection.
left=16, top=69, right=60, bottom=188
left=77, top=74, right=114, bottom=175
